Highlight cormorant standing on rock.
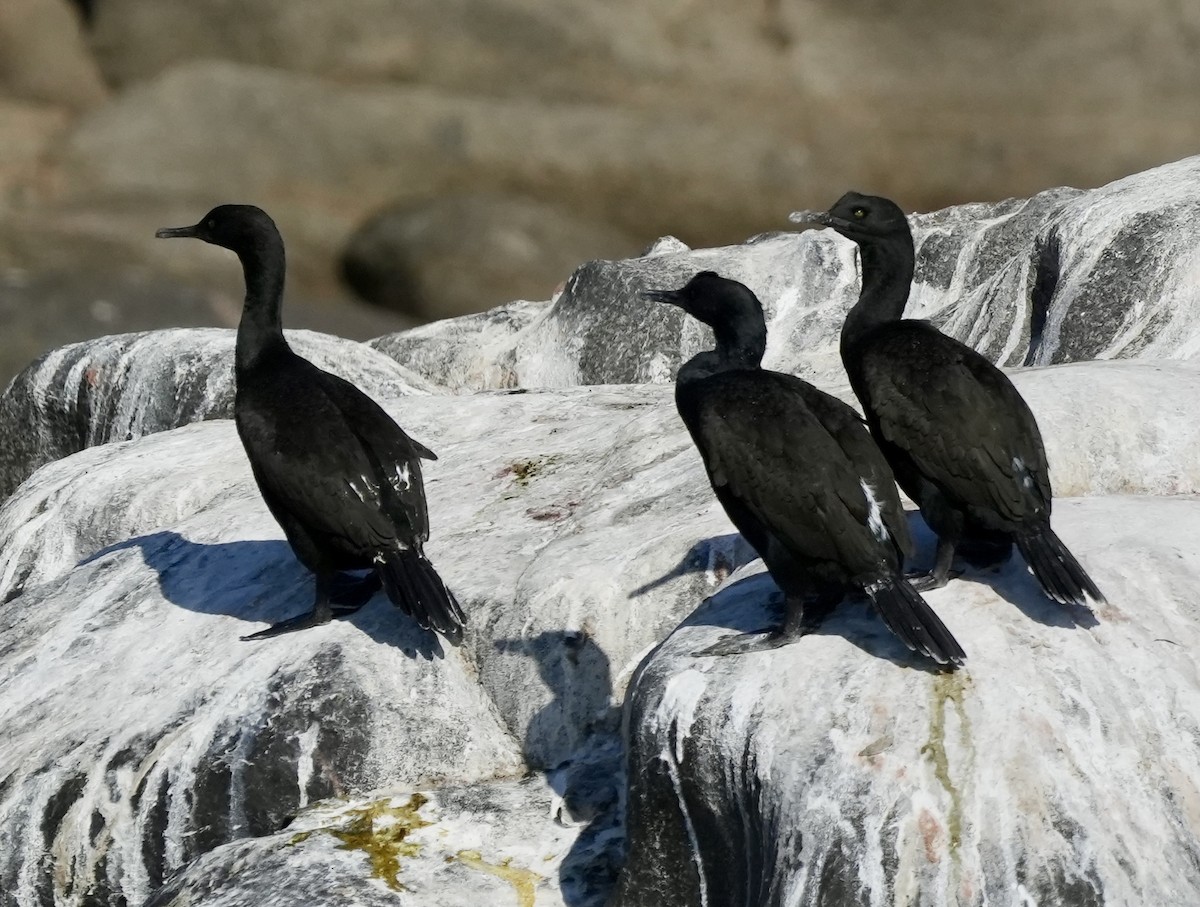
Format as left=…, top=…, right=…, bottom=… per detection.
left=645, top=272, right=964, bottom=667
left=156, top=205, right=464, bottom=643
left=793, top=192, right=1105, bottom=609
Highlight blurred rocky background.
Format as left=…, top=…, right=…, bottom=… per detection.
left=1, top=0, right=1197, bottom=385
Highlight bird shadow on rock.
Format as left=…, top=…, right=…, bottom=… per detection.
left=628, top=532, right=756, bottom=598
left=905, top=513, right=1099, bottom=630
left=681, top=570, right=951, bottom=675
left=83, top=530, right=445, bottom=659
left=493, top=629, right=626, bottom=906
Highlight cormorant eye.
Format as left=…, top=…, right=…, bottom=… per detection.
left=853, top=207, right=867, bottom=219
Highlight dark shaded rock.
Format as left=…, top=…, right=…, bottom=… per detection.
left=0, top=327, right=433, bottom=502
left=342, top=192, right=642, bottom=320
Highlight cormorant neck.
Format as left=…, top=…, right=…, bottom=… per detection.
left=678, top=314, right=767, bottom=383
left=234, top=234, right=288, bottom=372
left=841, top=234, right=915, bottom=355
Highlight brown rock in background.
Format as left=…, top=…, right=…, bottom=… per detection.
left=340, top=193, right=643, bottom=320
left=0, top=0, right=107, bottom=109
left=0, top=0, right=1196, bottom=359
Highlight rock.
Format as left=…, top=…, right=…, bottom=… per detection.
left=0, top=328, right=433, bottom=502
left=145, top=740, right=623, bottom=907
left=370, top=299, right=545, bottom=393
left=0, top=265, right=412, bottom=391
left=0, top=384, right=751, bottom=903
left=0, top=0, right=107, bottom=110
left=81, top=0, right=1200, bottom=213
left=612, top=494, right=1200, bottom=905
left=375, top=156, right=1200, bottom=391
left=341, top=192, right=642, bottom=321
left=51, top=60, right=807, bottom=297
left=0, top=97, right=69, bottom=210
left=0, top=357, right=1197, bottom=904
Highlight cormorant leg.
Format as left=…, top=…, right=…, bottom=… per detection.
left=693, top=593, right=832, bottom=657
left=241, top=573, right=337, bottom=641
left=907, top=536, right=961, bottom=592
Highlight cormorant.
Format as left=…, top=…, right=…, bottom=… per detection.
left=793, top=192, right=1105, bottom=608
left=156, top=205, right=465, bottom=642
left=645, top=271, right=965, bottom=666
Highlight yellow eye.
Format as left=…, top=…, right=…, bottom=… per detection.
left=853, top=207, right=866, bottom=218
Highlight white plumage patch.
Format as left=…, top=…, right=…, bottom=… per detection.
left=1012, top=456, right=1035, bottom=490
left=860, top=480, right=889, bottom=541
left=396, top=463, right=411, bottom=489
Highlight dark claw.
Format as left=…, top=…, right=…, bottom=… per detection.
left=240, top=609, right=332, bottom=641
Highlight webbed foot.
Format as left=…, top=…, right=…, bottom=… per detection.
left=240, top=609, right=332, bottom=641
left=905, top=568, right=962, bottom=593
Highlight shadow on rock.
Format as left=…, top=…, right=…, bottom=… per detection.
left=628, top=532, right=756, bottom=598
left=683, top=570, right=950, bottom=674
left=494, top=629, right=627, bottom=905
left=906, top=512, right=1099, bottom=630
left=86, top=530, right=445, bottom=658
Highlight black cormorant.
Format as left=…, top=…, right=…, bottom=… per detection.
left=645, top=271, right=965, bottom=666
left=156, top=205, right=465, bottom=642
left=794, top=192, right=1105, bottom=608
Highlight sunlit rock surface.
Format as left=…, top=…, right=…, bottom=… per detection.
left=376, top=156, right=1200, bottom=391
left=0, top=385, right=748, bottom=905
left=612, top=495, right=1200, bottom=906
left=0, top=358, right=1198, bottom=904
left=145, top=739, right=623, bottom=907
left=0, top=327, right=435, bottom=502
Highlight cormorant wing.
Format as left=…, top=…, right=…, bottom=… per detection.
left=236, top=363, right=431, bottom=552
left=860, top=324, right=1051, bottom=522
left=311, top=368, right=434, bottom=543
left=681, top=371, right=899, bottom=574
left=781, top=376, right=914, bottom=559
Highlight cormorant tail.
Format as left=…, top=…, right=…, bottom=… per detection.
left=377, top=549, right=466, bottom=644
left=865, top=577, right=966, bottom=667
left=1015, top=526, right=1106, bottom=608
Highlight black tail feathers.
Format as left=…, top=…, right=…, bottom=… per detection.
left=1016, top=526, right=1105, bottom=608
left=377, top=549, right=466, bottom=644
left=866, top=576, right=966, bottom=668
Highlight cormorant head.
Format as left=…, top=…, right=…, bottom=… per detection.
left=156, top=204, right=280, bottom=256
left=641, top=271, right=763, bottom=330
left=789, top=192, right=909, bottom=241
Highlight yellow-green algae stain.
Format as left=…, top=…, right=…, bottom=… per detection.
left=284, top=793, right=431, bottom=891
left=920, top=671, right=972, bottom=856
left=453, top=849, right=542, bottom=907
left=508, top=456, right=559, bottom=486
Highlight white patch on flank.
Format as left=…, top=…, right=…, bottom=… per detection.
left=860, top=480, right=889, bottom=541
left=348, top=477, right=368, bottom=501
left=397, top=463, right=411, bottom=488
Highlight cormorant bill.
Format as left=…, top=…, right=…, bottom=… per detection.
left=791, top=192, right=1106, bottom=609
left=156, top=205, right=465, bottom=643
left=644, top=271, right=965, bottom=667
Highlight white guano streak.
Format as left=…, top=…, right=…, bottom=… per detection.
left=860, top=480, right=889, bottom=541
